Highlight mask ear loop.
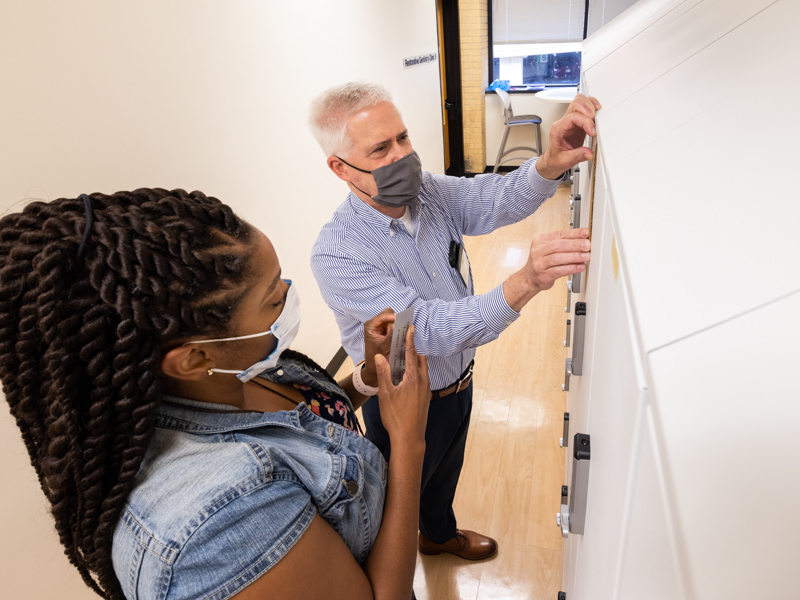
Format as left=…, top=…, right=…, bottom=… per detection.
left=184, top=330, right=273, bottom=346
left=185, top=331, right=273, bottom=377
left=335, top=156, right=372, bottom=174
left=336, top=156, right=377, bottom=200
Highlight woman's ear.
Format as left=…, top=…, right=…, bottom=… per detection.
left=161, top=345, right=214, bottom=382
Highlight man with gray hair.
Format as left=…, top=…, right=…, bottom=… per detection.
left=309, top=82, right=600, bottom=560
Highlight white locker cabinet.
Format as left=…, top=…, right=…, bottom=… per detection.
left=558, top=0, right=800, bottom=598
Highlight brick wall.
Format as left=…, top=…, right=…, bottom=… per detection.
left=459, top=0, right=488, bottom=174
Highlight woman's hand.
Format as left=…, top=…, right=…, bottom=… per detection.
left=362, top=308, right=396, bottom=388
left=373, top=325, right=431, bottom=448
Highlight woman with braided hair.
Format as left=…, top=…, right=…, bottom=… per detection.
left=0, top=188, right=431, bottom=600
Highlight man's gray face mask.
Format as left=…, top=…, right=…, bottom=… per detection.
left=337, top=150, right=423, bottom=208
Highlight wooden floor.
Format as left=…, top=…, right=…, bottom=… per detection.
left=338, top=182, right=572, bottom=599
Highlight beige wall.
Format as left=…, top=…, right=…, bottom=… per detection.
left=0, top=1, right=444, bottom=597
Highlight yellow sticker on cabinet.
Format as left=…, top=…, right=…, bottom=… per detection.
left=611, top=234, right=620, bottom=281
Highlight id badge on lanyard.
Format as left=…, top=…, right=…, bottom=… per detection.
left=448, top=240, right=471, bottom=288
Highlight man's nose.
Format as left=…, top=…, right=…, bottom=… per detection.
left=388, top=142, right=411, bottom=164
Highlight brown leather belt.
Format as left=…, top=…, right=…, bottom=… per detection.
left=431, top=361, right=474, bottom=399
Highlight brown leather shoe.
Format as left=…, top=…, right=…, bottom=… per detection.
left=418, top=529, right=498, bottom=560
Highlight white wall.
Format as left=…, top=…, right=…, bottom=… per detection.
left=0, top=0, right=445, bottom=364
left=0, top=1, right=444, bottom=597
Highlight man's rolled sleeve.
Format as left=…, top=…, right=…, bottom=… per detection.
left=478, top=283, right=522, bottom=333
left=313, top=250, right=517, bottom=359
left=431, top=158, right=565, bottom=237
left=528, top=158, right=568, bottom=195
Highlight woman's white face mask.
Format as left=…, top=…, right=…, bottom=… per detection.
left=186, top=280, right=301, bottom=382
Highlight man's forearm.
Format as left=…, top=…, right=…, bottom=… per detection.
left=534, top=153, right=567, bottom=181
left=502, top=269, right=540, bottom=312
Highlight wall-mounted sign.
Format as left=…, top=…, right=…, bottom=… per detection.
left=403, top=52, right=437, bottom=68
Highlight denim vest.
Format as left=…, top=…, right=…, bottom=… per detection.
left=112, top=358, right=387, bottom=600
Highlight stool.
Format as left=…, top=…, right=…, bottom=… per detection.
left=492, top=88, right=543, bottom=173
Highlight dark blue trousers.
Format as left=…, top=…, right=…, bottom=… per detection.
left=361, top=381, right=473, bottom=544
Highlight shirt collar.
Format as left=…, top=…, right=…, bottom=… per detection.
left=347, top=192, right=426, bottom=232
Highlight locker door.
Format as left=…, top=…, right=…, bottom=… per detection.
left=569, top=195, right=648, bottom=600
left=646, top=291, right=800, bottom=599
left=617, top=404, right=684, bottom=600
left=561, top=149, right=611, bottom=597
left=562, top=148, right=648, bottom=598
left=563, top=146, right=609, bottom=452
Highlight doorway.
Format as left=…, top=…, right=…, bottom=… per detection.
left=437, top=0, right=465, bottom=176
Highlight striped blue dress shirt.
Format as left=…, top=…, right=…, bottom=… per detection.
left=311, top=158, right=563, bottom=390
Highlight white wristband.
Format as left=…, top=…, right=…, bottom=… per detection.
left=352, top=360, right=379, bottom=397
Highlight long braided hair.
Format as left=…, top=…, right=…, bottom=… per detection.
left=0, top=189, right=258, bottom=599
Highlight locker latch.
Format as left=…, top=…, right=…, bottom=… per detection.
left=556, top=484, right=570, bottom=538
left=569, top=194, right=582, bottom=228
left=568, top=433, right=591, bottom=535
left=571, top=302, right=587, bottom=376
left=571, top=270, right=582, bottom=294
left=564, top=279, right=572, bottom=313
left=562, top=358, right=572, bottom=392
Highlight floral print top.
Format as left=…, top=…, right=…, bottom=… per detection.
left=292, top=382, right=359, bottom=432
